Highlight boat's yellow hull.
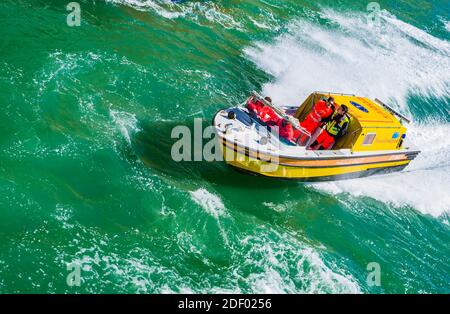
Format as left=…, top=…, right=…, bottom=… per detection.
left=219, top=138, right=415, bottom=181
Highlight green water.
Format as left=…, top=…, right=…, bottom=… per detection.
left=0, top=0, right=449, bottom=293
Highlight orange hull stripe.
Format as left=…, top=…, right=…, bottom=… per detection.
left=221, top=139, right=407, bottom=167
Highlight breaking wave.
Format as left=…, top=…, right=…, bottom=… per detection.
left=245, top=9, right=450, bottom=113
left=245, top=9, right=450, bottom=217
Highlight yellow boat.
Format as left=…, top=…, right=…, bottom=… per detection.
left=212, top=91, right=420, bottom=181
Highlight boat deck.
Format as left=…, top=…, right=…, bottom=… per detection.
left=213, top=106, right=418, bottom=161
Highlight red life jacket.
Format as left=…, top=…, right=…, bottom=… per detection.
left=314, top=100, right=334, bottom=120
left=258, top=106, right=281, bottom=125
left=247, top=99, right=264, bottom=113
left=300, top=100, right=333, bottom=134
left=292, top=128, right=302, bottom=142
left=279, top=123, right=294, bottom=142
left=308, top=100, right=333, bottom=122
left=247, top=98, right=282, bottom=125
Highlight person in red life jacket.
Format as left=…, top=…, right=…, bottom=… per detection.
left=278, top=119, right=295, bottom=143
left=298, top=97, right=336, bottom=144
left=247, top=96, right=281, bottom=126
left=292, top=128, right=302, bottom=143
left=309, top=105, right=350, bottom=150
left=246, top=95, right=265, bottom=115
left=259, top=105, right=282, bottom=126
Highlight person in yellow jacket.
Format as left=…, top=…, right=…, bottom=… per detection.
left=309, top=105, right=350, bottom=150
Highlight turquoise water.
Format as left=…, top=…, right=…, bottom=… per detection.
left=0, top=0, right=449, bottom=293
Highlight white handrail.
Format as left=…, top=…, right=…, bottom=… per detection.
left=375, top=98, right=411, bottom=124
left=251, top=91, right=311, bottom=137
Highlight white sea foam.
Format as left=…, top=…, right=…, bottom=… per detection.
left=107, top=0, right=242, bottom=29
left=109, top=109, right=140, bottom=145
left=245, top=10, right=450, bottom=111
left=249, top=16, right=272, bottom=30
left=263, top=201, right=288, bottom=212
left=54, top=204, right=74, bottom=229
left=157, top=230, right=362, bottom=294
left=61, top=215, right=361, bottom=293
left=189, top=188, right=226, bottom=218
left=240, top=232, right=361, bottom=294
left=106, top=0, right=244, bottom=30
left=295, top=247, right=360, bottom=294
left=312, top=122, right=450, bottom=218
left=106, top=0, right=185, bottom=19
left=245, top=9, right=450, bottom=217
left=443, top=19, right=450, bottom=33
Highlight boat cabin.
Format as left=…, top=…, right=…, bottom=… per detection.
left=295, top=92, right=408, bottom=151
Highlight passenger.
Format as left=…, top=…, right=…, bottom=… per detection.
left=250, top=96, right=281, bottom=126
left=278, top=119, right=295, bottom=143
left=246, top=95, right=264, bottom=115
left=309, top=105, right=350, bottom=150
left=259, top=108, right=281, bottom=127
left=299, top=96, right=336, bottom=142
left=292, top=128, right=302, bottom=143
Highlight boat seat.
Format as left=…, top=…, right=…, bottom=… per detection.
left=230, top=108, right=254, bottom=126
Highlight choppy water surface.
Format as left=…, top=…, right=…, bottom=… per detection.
left=0, top=0, right=449, bottom=293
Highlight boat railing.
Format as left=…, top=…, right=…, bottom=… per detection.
left=251, top=91, right=304, bottom=130
left=374, top=98, right=411, bottom=124
left=251, top=91, right=317, bottom=147
left=314, top=91, right=357, bottom=97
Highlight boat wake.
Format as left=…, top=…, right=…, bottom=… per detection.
left=311, top=122, right=450, bottom=218
left=245, top=9, right=450, bottom=113
left=245, top=9, right=450, bottom=218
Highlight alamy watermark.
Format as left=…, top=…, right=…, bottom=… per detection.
left=66, top=261, right=82, bottom=287
left=366, top=262, right=381, bottom=287
left=66, top=258, right=91, bottom=287
left=66, top=2, right=81, bottom=27
left=170, top=118, right=281, bottom=173
left=367, top=2, right=382, bottom=29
